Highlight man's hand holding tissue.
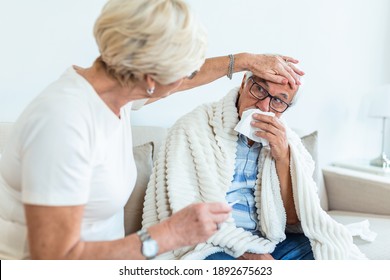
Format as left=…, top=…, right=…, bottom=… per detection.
left=251, top=113, right=290, bottom=163
left=251, top=112, right=298, bottom=225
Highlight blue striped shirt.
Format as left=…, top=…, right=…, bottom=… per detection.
left=226, top=134, right=262, bottom=235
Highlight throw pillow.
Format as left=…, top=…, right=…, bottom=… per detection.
left=300, top=131, right=319, bottom=183
left=124, top=142, right=154, bottom=235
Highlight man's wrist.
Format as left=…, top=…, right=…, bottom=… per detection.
left=275, top=149, right=291, bottom=165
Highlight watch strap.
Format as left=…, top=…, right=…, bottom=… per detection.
left=136, top=228, right=158, bottom=259
left=137, top=228, right=150, bottom=242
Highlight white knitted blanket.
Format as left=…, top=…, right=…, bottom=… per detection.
left=142, top=88, right=367, bottom=260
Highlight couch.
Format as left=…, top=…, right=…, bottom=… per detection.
left=1, top=123, right=389, bottom=259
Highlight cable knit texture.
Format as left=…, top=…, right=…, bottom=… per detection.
left=142, top=87, right=367, bottom=260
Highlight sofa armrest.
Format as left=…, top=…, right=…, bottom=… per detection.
left=323, top=166, right=390, bottom=216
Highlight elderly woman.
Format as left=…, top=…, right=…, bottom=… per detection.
left=0, top=0, right=303, bottom=260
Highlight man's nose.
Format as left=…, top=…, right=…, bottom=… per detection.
left=256, top=97, right=271, bottom=112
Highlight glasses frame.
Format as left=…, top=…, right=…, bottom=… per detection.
left=248, top=77, right=291, bottom=113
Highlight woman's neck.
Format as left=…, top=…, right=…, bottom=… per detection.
left=74, top=62, right=146, bottom=117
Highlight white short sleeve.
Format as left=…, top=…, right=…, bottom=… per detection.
left=21, top=100, right=92, bottom=206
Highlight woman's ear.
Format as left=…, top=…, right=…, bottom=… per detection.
left=145, top=74, right=156, bottom=93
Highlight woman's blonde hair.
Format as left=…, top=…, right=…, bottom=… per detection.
left=94, top=0, right=207, bottom=85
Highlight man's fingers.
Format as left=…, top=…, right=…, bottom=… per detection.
left=252, top=113, right=283, bottom=130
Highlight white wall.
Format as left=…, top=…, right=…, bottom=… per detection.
left=0, top=0, right=106, bottom=120
left=1, top=0, right=389, bottom=168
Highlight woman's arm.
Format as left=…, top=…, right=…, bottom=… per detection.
left=177, top=52, right=304, bottom=92
left=25, top=202, right=231, bottom=259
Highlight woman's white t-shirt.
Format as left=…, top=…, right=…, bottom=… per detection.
left=0, top=67, right=137, bottom=259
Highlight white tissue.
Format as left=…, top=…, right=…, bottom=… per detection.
left=234, top=109, right=275, bottom=146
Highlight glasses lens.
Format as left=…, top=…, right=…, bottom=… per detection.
left=250, top=78, right=289, bottom=113
left=270, top=98, right=288, bottom=112
left=250, top=82, right=268, bottom=99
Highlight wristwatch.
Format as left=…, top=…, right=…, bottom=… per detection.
left=136, top=228, right=159, bottom=260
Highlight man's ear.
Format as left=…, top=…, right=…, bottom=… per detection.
left=239, top=73, right=247, bottom=91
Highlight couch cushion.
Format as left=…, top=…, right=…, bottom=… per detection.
left=131, top=126, right=167, bottom=160
left=124, top=142, right=154, bottom=235
left=328, top=210, right=390, bottom=260
left=126, top=127, right=167, bottom=234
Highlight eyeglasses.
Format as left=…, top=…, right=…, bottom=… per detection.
left=248, top=77, right=291, bottom=113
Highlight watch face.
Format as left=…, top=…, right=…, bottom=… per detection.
left=143, top=239, right=159, bottom=258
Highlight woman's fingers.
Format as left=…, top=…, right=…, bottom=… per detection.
left=260, top=72, right=290, bottom=86
left=250, top=54, right=304, bottom=89
left=207, top=202, right=232, bottom=214
left=287, top=61, right=305, bottom=76
left=166, top=202, right=231, bottom=248
left=207, top=202, right=232, bottom=224
left=279, top=64, right=301, bottom=88
left=280, top=55, right=299, bottom=64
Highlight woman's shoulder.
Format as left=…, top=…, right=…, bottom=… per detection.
left=11, top=72, right=99, bottom=146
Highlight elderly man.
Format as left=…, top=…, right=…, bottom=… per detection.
left=142, top=72, right=366, bottom=260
